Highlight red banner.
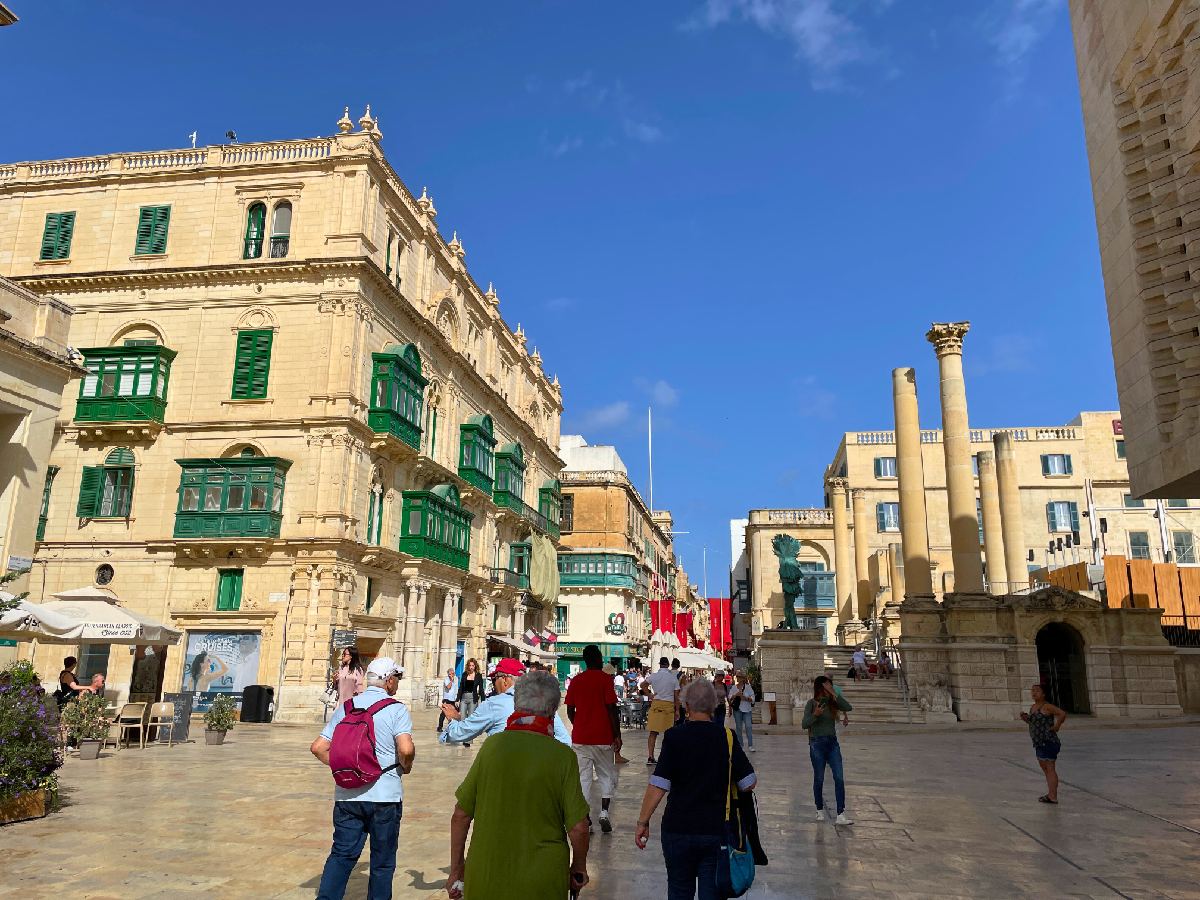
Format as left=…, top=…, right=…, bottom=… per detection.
left=708, top=598, right=732, bottom=654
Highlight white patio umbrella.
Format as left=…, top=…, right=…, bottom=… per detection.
left=41, top=587, right=182, bottom=645
left=0, top=593, right=88, bottom=642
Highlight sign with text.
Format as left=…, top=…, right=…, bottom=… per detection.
left=6, top=555, right=32, bottom=573
left=181, top=631, right=261, bottom=712
left=331, top=628, right=358, bottom=650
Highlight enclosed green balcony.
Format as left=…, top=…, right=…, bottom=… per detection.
left=400, top=483, right=473, bottom=571
left=492, top=443, right=560, bottom=538
left=76, top=344, right=176, bottom=424
left=174, top=451, right=291, bottom=538
left=559, top=552, right=638, bottom=589
left=368, top=343, right=427, bottom=450
left=458, top=414, right=496, bottom=493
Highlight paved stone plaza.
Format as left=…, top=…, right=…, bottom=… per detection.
left=4, top=710, right=1200, bottom=899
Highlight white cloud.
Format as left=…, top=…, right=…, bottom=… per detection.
left=549, top=135, right=584, bottom=157
left=687, top=0, right=871, bottom=90
left=989, top=0, right=1061, bottom=95
left=558, top=74, right=667, bottom=146
left=622, top=119, right=664, bottom=144
left=576, top=401, right=632, bottom=430
left=968, top=333, right=1040, bottom=377
left=637, top=378, right=680, bottom=407
left=544, top=296, right=577, bottom=312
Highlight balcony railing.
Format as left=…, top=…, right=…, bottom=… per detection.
left=854, top=426, right=1079, bottom=445
left=269, top=236, right=289, bottom=258
left=1161, top=615, right=1200, bottom=647
left=795, top=571, right=836, bottom=610
left=493, top=489, right=560, bottom=539
left=76, top=395, right=167, bottom=424
left=174, top=510, right=283, bottom=539
left=559, top=553, right=638, bottom=589
left=490, top=567, right=529, bottom=590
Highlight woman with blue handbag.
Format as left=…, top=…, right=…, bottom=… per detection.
left=634, top=679, right=757, bottom=899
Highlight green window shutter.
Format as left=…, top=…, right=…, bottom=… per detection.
left=135, top=206, right=170, bottom=255
left=1045, top=502, right=1056, bottom=532
left=232, top=329, right=273, bottom=399
left=1068, top=502, right=1080, bottom=533
left=77, top=466, right=104, bottom=517
left=1040, top=455, right=1050, bottom=476
left=873, top=458, right=882, bottom=478
left=40, top=212, right=75, bottom=260
left=365, top=576, right=375, bottom=613
left=876, top=503, right=886, bottom=532
left=1063, top=454, right=1073, bottom=475
left=216, top=569, right=244, bottom=611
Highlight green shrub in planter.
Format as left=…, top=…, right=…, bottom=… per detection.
left=204, top=694, right=237, bottom=733
left=0, top=661, right=62, bottom=803
left=59, top=692, right=110, bottom=742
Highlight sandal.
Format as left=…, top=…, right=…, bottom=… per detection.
left=1038, top=795, right=1058, bottom=804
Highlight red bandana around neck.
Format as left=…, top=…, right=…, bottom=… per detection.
left=505, top=712, right=554, bottom=736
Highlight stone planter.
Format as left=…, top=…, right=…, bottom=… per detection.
left=0, top=789, right=47, bottom=825
left=204, top=729, right=227, bottom=746
left=78, top=739, right=102, bottom=760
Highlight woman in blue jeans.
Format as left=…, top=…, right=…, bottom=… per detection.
left=727, top=671, right=756, bottom=752
left=801, top=675, right=853, bottom=825
left=635, top=679, right=757, bottom=900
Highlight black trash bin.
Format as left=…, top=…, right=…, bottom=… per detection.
left=240, top=685, right=275, bottom=723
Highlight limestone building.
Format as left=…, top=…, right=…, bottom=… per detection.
left=1069, top=1, right=1200, bottom=499
left=556, top=435, right=705, bottom=678
left=0, top=109, right=564, bottom=720
left=0, top=275, right=76, bottom=668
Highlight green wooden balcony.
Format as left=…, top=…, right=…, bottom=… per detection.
left=559, top=552, right=638, bottom=589
left=399, top=484, right=473, bottom=572
left=76, top=344, right=176, bottom=424
left=493, top=488, right=560, bottom=539
left=490, top=567, right=529, bottom=589
left=173, top=454, right=290, bottom=539
left=174, top=510, right=283, bottom=539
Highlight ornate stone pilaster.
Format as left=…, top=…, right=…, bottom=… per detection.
left=827, top=478, right=856, bottom=629
left=892, top=367, right=934, bottom=598
left=440, top=589, right=460, bottom=678
left=402, top=578, right=428, bottom=684
left=926, top=321, right=984, bottom=594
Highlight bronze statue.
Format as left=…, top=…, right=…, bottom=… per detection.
left=771, top=534, right=802, bottom=630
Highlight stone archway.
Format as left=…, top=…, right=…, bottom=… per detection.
left=1036, top=621, right=1090, bottom=714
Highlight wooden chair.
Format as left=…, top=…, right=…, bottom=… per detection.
left=147, top=702, right=175, bottom=747
left=114, top=702, right=148, bottom=749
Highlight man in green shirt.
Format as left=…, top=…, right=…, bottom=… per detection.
left=448, top=670, right=591, bottom=899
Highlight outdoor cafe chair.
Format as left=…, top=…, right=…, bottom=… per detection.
left=114, top=702, right=148, bottom=749
left=147, top=702, right=175, bottom=747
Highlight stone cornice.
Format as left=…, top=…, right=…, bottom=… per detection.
left=0, top=327, right=81, bottom=378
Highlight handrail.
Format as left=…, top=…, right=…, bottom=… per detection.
left=883, top=638, right=912, bottom=724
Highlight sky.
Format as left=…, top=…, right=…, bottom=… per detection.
left=1, top=0, right=1110, bottom=594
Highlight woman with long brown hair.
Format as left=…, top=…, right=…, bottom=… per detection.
left=456, top=658, right=485, bottom=747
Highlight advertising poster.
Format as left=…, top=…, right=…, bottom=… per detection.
left=182, top=631, right=261, bottom=712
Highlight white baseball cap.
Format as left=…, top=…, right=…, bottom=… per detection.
left=366, top=657, right=404, bottom=679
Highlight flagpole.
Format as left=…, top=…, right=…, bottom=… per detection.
left=647, top=406, right=654, bottom=512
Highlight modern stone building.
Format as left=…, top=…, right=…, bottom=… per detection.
left=0, top=275, right=76, bottom=668
left=0, top=109, right=564, bottom=720
left=1069, top=0, right=1200, bottom=499
left=556, top=434, right=706, bottom=679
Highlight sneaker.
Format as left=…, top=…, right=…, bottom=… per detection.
left=600, top=813, right=613, bottom=834
left=815, top=809, right=826, bottom=822
left=463, top=742, right=471, bottom=748
left=749, top=746, right=756, bottom=753
left=835, top=812, right=854, bottom=826
left=646, top=756, right=656, bottom=765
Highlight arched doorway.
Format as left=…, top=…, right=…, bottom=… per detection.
left=1035, top=622, right=1090, bottom=714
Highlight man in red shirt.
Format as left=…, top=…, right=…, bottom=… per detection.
left=565, top=644, right=623, bottom=834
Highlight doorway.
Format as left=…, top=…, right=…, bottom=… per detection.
left=1035, top=622, right=1090, bottom=714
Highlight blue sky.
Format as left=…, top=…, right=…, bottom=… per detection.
left=2, top=1, right=1107, bottom=593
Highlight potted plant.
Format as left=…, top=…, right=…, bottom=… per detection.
left=60, top=692, right=110, bottom=760
left=0, top=661, right=63, bottom=823
left=204, top=694, right=237, bottom=745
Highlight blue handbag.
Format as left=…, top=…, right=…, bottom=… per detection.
left=716, top=730, right=755, bottom=898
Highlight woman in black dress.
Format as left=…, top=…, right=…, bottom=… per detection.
left=456, top=658, right=485, bottom=747
left=1019, top=683, right=1067, bottom=803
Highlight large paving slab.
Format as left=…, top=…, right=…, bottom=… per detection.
left=3, top=708, right=1199, bottom=899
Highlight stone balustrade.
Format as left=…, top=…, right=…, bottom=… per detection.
left=750, top=508, right=834, bottom=525
left=854, top=426, right=1078, bottom=445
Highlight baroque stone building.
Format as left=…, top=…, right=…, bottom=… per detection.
left=555, top=435, right=706, bottom=679
left=0, top=109, right=564, bottom=720
left=1069, top=0, right=1200, bottom=499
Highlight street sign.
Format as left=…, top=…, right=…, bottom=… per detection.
left=6, top=555, right=32, bottom=573
left=331, top=628, right=358, bottom=649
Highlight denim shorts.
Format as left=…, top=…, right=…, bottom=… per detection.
left=1034, top=742, right=1060, bottom=761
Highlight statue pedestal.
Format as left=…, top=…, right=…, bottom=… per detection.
left=757, top=629, right=827, bottom=726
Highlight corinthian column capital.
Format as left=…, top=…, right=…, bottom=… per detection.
left=925, top=321, right=970, bottom=357
left=826, top=476, right=849, bottom=494
left=850, top=487, right=867, bottom=501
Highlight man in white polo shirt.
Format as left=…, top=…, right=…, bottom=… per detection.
left=640, top=656, right=680, bottom=765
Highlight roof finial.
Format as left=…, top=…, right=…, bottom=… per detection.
left=531, top=347, right=543, bottom=370
left=515, top=323, right=527, bottom=349
left=448, top=231, right=465, bottom=260
left=484, top=282, right=498, bottom=305
left=337, top=106, right=354, bottom=134
left=417, top=186, right=437, bottom=220
left=359, top=104, right=375, bottom=132
left=552, top=373, right=561, bottom=389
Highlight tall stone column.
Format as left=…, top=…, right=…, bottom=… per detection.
left=402, top=579, right=423, bottom=682
left=926, top=322, right=984, bottom=594
left=892, top=367, right=934, bottom=597
left=976, top=450, right=1008, bottom=592
left=886, top=542, right=905, bottom=604
left=827, top=478, right=856, bottom=630
left=993, top=432, right=1028, bottom=592
left=851, top=489, right=874, bottom=621
left=512, top=601, right=526, bottom=639
left=413, top=582, right=429, bottom=687
left=440, top=589, right=460, bottom=677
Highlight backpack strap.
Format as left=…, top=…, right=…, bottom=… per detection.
left=365, top=698, right=399, bottom=716
left=725, top=728, right=734, bottom=821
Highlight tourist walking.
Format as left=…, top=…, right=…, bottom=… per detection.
left=565, top=645, right=623, bottom=835
left=335, top=647, right=365, bottom=704
left=712, top=673, right=728, bottom=729
left=635, top=679, right=758, bottom=900
left=727, top=671, right=756, bottom=752
left=802, top=676, right=853, bottom=825
left=642, top=657, right=681, bottom=764
left=437, top=667, right=460, bottom=734
left=311, top=657, right=415, bottom=900
left=1020, top=683, right=1067, bottom=804
left=453, top=659, right=485, bottom=747
left=447, top=670, right=591, bottom=899
left=440, top=658, right=572, bottom=746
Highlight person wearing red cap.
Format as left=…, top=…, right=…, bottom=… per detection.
left=439, top=657, right=572, bottom=746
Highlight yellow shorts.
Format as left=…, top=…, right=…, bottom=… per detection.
left=647, top=700, right=676, bottom=734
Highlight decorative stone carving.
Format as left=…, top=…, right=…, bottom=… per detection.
left=915, top=674, right=953, bottom=715
left=1020, top=586, right=1101, bottom=611
left=925, top=321, right=971, bottom=357
left=337, top=106, right=354, bottom=134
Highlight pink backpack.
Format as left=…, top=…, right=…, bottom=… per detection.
left=328, top=697, right=399, bottom=788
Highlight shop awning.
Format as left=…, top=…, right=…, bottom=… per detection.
left=0, top=594, right=88, bottom=642
left=487, top=633, right=559, bottom=661
left=40, top=588, right=183, bottom=645
left=640, top=649, right=731, bottom=671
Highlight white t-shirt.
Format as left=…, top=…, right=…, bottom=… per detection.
left=731, top=683, right=755, bottom=714
left=646, top=668, right=680, bottom=702
left=852, top=650, right=867, bottom=667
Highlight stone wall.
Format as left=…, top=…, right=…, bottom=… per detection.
left=756, top=628, right=827, bottom=726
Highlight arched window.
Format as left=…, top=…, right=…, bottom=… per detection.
left=77, top=448, right=135, bottom=518
left=270, top=202, right=292, bottom=258
left=243, top=203, right=266, bottom=259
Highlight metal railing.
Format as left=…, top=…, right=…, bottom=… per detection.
left=1161, top=615, right=1200, bottom=647
left=882, top=637, right=912, bottom=724
left=490, top=567, right=528, bottom=589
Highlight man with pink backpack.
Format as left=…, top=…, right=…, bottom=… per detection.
left=310, top=657, right=415, bottom=900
